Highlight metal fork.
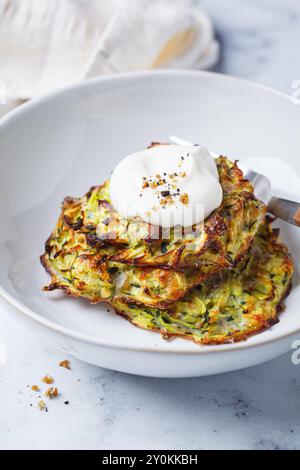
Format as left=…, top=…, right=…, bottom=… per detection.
left=169, top=135, right=300, bottom=227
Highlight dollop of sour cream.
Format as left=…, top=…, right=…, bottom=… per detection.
left=109, top=145, right=223, bottom=228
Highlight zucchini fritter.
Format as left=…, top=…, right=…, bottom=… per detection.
left=42, top=215, right=293, bottom=344
left=41, top=198, right=224, bottom=308
left=79, top=157, right=266, bottom=273
left=40, top=158, right=267, bottom=309
left=41, top=150, right=293, bottom=345
left=113, top=223, right=293, bottom=345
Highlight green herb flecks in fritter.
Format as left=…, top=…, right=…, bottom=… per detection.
left=42, top=207, right=293, bottom=344
left=41, top=146, right=293, bottom=346
left=42, top=198, right=226, bottom=308
left=113, top=223, right=293, bottom=345
left=81, top=155, right=266, bottom=271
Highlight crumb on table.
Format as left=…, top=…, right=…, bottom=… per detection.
left=59, top=359, right=71, bottom=369
left=38, top=400, right=47, bottom=412
left=41, top=374, right=54, bottom=384
left=45, top=387, right=58, bottom=399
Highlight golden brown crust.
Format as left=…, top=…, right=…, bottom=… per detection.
left=113, top=279, right=292, bottom=346
left=41, top=143, right=293, bottom=346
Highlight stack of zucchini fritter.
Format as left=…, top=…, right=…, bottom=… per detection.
left=41, top=152, right=293, bottom=344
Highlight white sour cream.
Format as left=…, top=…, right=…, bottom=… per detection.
left=109, top=145, right=223, bottom=228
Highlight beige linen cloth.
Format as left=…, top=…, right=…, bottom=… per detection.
left=0, top=0, right=219, bottom=116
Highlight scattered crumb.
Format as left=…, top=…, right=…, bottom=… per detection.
left=41, top=374, right=54, bottom=384
left=45, top=387, right=58, bottom=399
left=180, top=193, right=189, bottom=205
left=29, top=362, right=73, bottom=411
left=159, top=195, right=174, bottom=207
left=59, top=359, right=71, bottom=369
left=38, top=400, right=47, bottom=412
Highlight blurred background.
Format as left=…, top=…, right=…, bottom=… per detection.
left=1, top=0, right=299, bottom=116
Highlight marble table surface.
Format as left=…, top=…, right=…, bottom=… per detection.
left=1, top=0, right=300, bottom=450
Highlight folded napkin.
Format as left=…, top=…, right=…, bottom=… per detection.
left=0, top=0, right=219, bottom=115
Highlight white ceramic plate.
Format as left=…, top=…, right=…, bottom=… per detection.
left=1, top=70, right=300, bottom=378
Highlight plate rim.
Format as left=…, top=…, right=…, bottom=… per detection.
left=0, top=68, right=299, bottom=354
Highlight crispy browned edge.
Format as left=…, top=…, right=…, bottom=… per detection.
left=112, top=229, right=294, bottom=345
left=113, top=281, right=292, bottom=346
left=41, top=228, right=294, bottom=345
left=84, top=184, right=266, bottom=272
left=40, top=252, right=107, bottom=304
left=77, top=142, right=265, bottom=271
left=40, top=218, right=261, bottom=310
left=40, top=146, right=293, bottom=344
left=40, top=195, right=110, bottom=304
left=53, top=143, right=266, bottom=272
left=106, top=143, right=262, bottom=270
left=41, top=173, right=265, bottom=307
left=42, top=240, right=291, bottom=344
left=41, top=248, right=292, bottom=345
